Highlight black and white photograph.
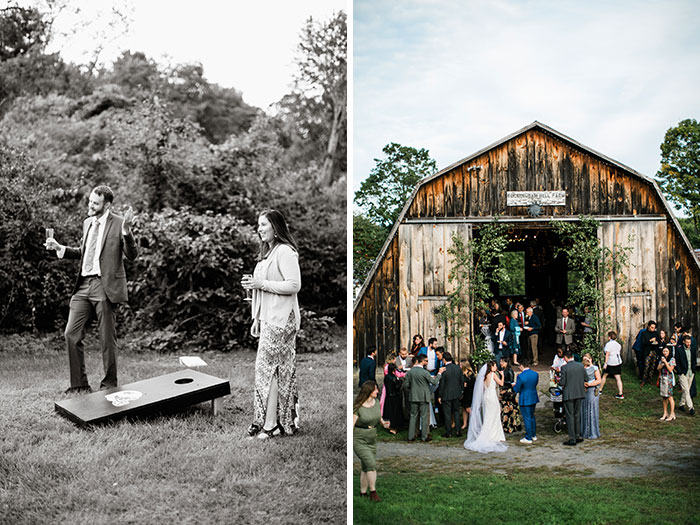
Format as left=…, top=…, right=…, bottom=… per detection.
left=0, top=1, right=347, bottom=523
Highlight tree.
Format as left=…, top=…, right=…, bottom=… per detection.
left=0, top=6, right=49, bottom=60
left=287, top=11, right=346, bottom=185
left=355, top=142, right=437, bottom=228
left=353, top=213, right=388, bottom=288
left=657, top=118, right=700, bottom=235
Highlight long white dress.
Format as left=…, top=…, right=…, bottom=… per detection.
left=464, top=368, right=508, bottom=453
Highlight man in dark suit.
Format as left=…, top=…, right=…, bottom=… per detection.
left=46, top=185, right=137, bottom=392
left=358, top=346, right=377, bottom=388
left=438, top=352, right=463, bottom=437
left=403, top=354, right=443, bottom=442
left=559, top=349, right=586, bottom=445
left=513, top=357, right=539, bottom=444
left=676, top=335, right=697, bottom=416
left=492, top=320, right=512, bottom=369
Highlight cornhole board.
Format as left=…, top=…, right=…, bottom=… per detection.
left=55, top=369, right=231, bottom=427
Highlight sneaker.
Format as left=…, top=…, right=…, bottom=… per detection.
left=532, top=436, right=538, bottom=441
left=614, top=394, right=624, bottom=400
left=519, top=437, right=532, bottom=444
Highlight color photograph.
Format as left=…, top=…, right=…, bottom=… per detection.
left=352, top=1, right=700, bottom=523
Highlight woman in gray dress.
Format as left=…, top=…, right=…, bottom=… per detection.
left=581, top=353, right=601, bottom=439
left=658, top=346, right=676, bottom=421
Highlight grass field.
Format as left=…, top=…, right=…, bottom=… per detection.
left=0, top=332, right=346, bottom=525
left=353, top=366, right=700, bottom=524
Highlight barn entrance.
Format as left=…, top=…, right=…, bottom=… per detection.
left=484, top=225, right=575, bottom=366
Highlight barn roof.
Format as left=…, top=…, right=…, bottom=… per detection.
left=354, top=121, right=699, bottom=311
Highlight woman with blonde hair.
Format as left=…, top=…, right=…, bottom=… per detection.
left=243, top=209, right=301, bottom=439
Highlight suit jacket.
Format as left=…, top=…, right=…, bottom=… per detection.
left=559, top=360, right=586, bottom=401
left=403, top=366, right=440, bottom=403
left=555, top=317, right=576, bottom=345
left=416, top=347, right=442, bottom=375
left=492, top=328, right=513, bottom=352
left=63, top=211, right=138, bottom=304
left=675, top=344, right=697, bottom=376
left=439, top=362, right=463, bottom=400
left=396, top=355, right=413, bottom=371
left=358, top=356, right=376, bottom=387
left=513, top=368, right=539, bottom=406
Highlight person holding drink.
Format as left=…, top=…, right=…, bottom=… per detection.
left=45, top=185, right=137, bottom=392
left=242, top=209, right=301, bottom=439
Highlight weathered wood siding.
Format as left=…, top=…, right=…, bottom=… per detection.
left=407, top=129, right=665, bottom=219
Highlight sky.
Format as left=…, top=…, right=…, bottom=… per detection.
left=353, top=0, right=700, bottom=205
left=37, top=0, right=346, bottom=110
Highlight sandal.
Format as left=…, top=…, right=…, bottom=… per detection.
left=659, top=415, right=668, bottom=421
left=666, top=415, right=676, bottom=421
left=247, top=424, right=262, bottom=437
left=257, top=424, right=284, bottom=439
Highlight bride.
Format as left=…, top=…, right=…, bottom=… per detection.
left=464, top=360, right=508, bottom=453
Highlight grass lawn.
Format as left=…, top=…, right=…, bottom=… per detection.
left=353, top=366, right=700, bottom=524
left=0, top=332, right=346, bottom=525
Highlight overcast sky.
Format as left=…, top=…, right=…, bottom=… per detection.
left=353, top=0, right=700, bottom=202
left=42, top=0, right=346, bottom=110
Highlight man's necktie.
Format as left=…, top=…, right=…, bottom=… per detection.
left=83, top=219, right=100, bottom=274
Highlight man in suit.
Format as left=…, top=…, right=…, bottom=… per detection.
left=676, top=335, right=697, bottom=416
left=559, top=349, right=586, bottom=445
left=403, top=354, right=444, bottom=442
left=492, top=321, right=512, bottom=369
left=513, top=357, right=539, bottom=444
left=524, top=306, right=542, bottom=366
left=46, top=185, right=137, bottom=392
left=555, top=307, right=576, bottom=351
left=358, top=346, right=377, bottom=388
left=396, top=346, right=413, bottom=372
left=438, top=352, right=463, bottom=437
left=417, top=337, right=441, bottom=375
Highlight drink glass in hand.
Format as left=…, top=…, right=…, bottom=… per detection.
left=45, top=227, right=54, bottom=249
left=243, top=274, right=253, bottom=302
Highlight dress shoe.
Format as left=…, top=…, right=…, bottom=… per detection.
left=359, top=492, right=368, bottom=498
left=576, top=438, right=584, bottom=443
left=679, top=406, right=686, bottom=412
left=422, top=436, right=432, bottom=443
left=407, top=438, right=415, bottom=442
left=369, top=491, right=381, bottom=502
left=563, top=440, right=577, bottom=446
left=442, top=433, right=452, bottom=438
left=455, top=432, right=462, bottom=437
left=64, top=386, right=92, bottom=394
left=689, top=409, right=695, bottom=416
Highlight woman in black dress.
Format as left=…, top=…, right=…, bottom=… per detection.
left=382, top=363, right=405, bottom=434
left=460, top=358, right=476, bottom=432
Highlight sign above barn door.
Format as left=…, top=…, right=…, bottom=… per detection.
left=506, top=191, right=566, bottom=206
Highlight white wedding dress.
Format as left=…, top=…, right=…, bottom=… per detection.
left=464, top=365, right=507, bottom=453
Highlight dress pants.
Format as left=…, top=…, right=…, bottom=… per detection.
left=520, top=404, right=536, bottom=439
left=563, top=398, right=583, bottom=441
left=442, top=398, right=461, bottom=434
left=529, top=334, right=539, bottom=364
left=678, top=374, right=694, bottom=410
left=64, top=277, right=118, bottom=389
left=408, top=401, right=430, bottom=440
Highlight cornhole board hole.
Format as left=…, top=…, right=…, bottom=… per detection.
left=55, top=369, right=231, bottom=427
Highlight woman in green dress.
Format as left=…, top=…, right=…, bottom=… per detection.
left=353, top=380, right=390, bottom=501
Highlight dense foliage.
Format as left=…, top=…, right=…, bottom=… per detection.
left=0, top=7, right=347, bottom=352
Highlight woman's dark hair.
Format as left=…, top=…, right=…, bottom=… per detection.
left=484, top=360, right=497, bottom=380
left=258, top=209, right=298, bottom=260
left=387, top=363, right=397, bottom=376
left=353, top=381, right=377, bottom=413
left=410, top=334, right=424, bottom=353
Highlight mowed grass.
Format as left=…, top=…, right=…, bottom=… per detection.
left=352, top=469, right=699, bottom=525
left=0, top=333, right=346, bottom=525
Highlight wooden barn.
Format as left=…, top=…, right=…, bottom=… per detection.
left=353, top=121, right=700, bottom=364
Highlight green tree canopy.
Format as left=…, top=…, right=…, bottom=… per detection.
left=352, top=213, right=388, bottom=288
left=354, top=142, right=437, bottom=228
left=657, top=118, right=700, bottom=234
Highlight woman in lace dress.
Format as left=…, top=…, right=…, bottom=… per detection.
left=464, top=361, right=507, bottom=453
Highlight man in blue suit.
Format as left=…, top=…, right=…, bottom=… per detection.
left=513, top=357, right=539, bottom=444
left=359, top=346, right=377, bottom=388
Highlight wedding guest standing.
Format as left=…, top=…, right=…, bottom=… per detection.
left=555, top=307, right=575, bottom=351
left=45, top=185, right=137, bottom=393
left=658, top=346, right=677, bottom=421
left=438, top=352, right=463, bottom=437
left=403, top=354, right=443, bottom=442
left=600, top=331, right=624, bottom=399
left=639, top=321, right=659, bottom=387
left=379, top=352, right=397, bottom=414
left=353, top=381, right=390, bottom=501
left=524, top=306, right=541, bottom=366
left=358, top=347, right=377, bottom=388
left=581, top=353, right=601, bottom=439
left=499, top=357, right=522, bottom=434
left=382, top=364, right=405, bottom=434
left=676, top=335, right=697, bottom=416
left=460, top=359, right=476, bottom=433
left=509, top=310, right=522, bottom=366
left=513, top=357, right=539, bottom=444
left=243, top=210, right=301, bottom=439
left=409, top=334, right=424, bottom=358
left=559, top=349, right=586, bottom=446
